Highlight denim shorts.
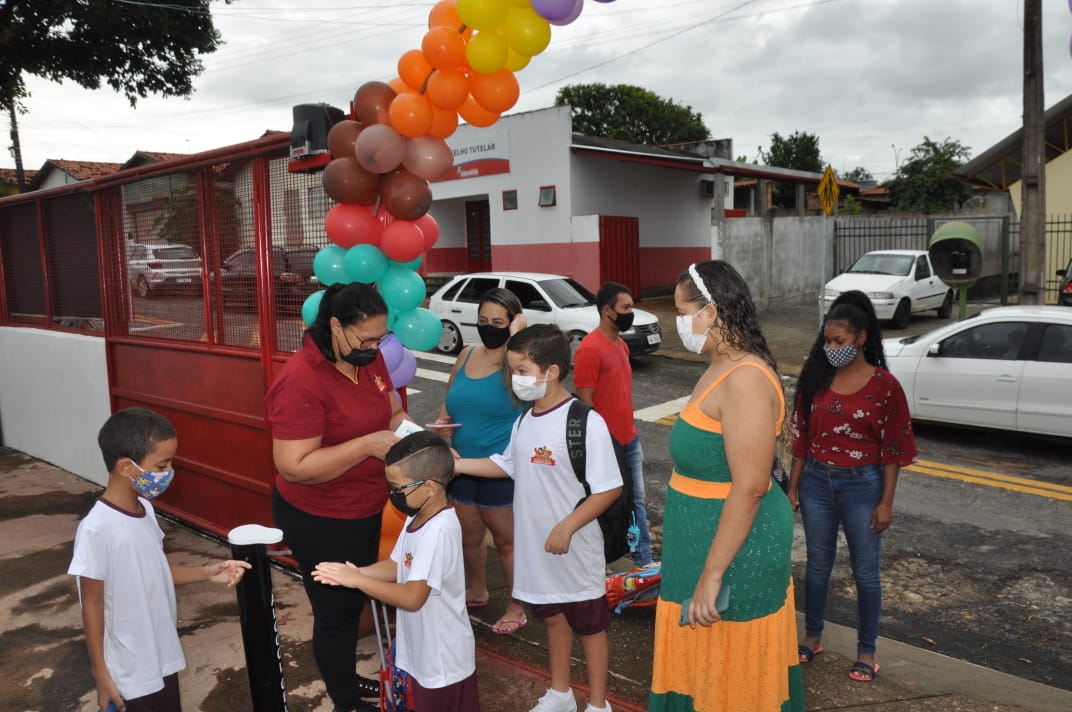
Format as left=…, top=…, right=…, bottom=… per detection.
left=448, top=474, right=515, bottom=509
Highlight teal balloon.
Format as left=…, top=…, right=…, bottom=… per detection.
left=378, top=266, right=426, bottom=312
left=301, top=290, right=325, bottom=326
left=393, top=307, right=442, bottom=351
left=344, top=244, right=388, bottom=284
left=313, top=245, right=350, bottom=286
left=389, top=255, right=423, bottom=271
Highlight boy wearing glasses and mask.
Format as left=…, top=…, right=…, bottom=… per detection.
left=69, top=408, right=250, bottom=712
left=314, top=431, right=479, bottom=711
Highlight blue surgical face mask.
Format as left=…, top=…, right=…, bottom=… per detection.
left=126, top=459, right=174, bottom=499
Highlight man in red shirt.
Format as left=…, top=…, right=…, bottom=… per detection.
left=574, top=282, right=653, bottom=568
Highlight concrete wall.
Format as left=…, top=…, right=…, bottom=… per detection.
left=0, top=328, right=111, bottom=486
left=718, top=216, right=831, bottom=309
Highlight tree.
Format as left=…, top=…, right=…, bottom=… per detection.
left=758, top=130, right=822, bottom=208
left=843, top=166, right=874, bottom=184
left=886, top=137, right=972, bottom=213
left=554, top=83, right=709, bottom=146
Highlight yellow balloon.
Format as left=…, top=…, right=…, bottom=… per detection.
left=510, top=0, right=533, bottom=7
left=505, top=47, right=531, bottom=72
left=503, top=6, right=551, bottom=57
left=457, top=0, right=510, bottom=32
left=466, top=30, right=509, bottom=74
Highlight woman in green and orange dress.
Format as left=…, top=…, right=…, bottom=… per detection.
left=649, top=261, right=804, bottom=712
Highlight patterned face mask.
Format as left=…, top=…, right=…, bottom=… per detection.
left=126, top=459, right=174, bottom=499
left=824, top=344, right=858, bottom=368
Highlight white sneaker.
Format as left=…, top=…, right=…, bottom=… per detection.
left=585, top=703, right=613, bottom=712
left=528, top=687, right=577, bottom=712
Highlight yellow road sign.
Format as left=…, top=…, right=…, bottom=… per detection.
left=818, top=165, right=839, bottom=216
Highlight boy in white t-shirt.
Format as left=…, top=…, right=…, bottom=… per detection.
left=455, top=324, right=623, bottom=712
left=314, top=431, right=479, bottom=711
left=68, top=408, right=250, bottom=712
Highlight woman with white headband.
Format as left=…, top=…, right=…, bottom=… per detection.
left=649, top=260, right=803, bottom=711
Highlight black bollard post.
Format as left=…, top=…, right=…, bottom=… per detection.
left=228, top=524, right=288, bottom=712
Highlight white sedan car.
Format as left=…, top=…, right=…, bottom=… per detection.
left=884, top=306, right=1072, bottom=437
left=824, top=250, right=954, bottom=329
left=428, top=272, right=662, bottom=356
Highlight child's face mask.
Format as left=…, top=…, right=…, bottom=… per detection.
left=126, top=459, right=174, bottom=499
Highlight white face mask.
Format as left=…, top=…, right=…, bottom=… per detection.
left=676, top=311, right=710, bottom=354
left=511, top=373, right=548, bottom=401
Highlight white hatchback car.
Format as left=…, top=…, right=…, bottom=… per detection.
left=428, top=272, right=662, bottom=356
left=824, top=250, right=954, bottom=329
left=884, top=306, right=1072, bottom=437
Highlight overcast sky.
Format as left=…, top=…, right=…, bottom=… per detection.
left=11, top=0, right=1072, bottom=181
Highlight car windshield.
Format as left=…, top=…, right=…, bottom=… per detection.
left=848, top=253, right=914, bottom=276
left=538, top=278, right=596, bottom=308
left=152, top=246, right=199, bottom=260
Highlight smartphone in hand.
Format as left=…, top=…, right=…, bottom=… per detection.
left=679, top=585, right=731, bottom=626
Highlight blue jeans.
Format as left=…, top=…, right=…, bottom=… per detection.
left=624, top=436, right=653, bottom=566
left=799, top=456, right=884, bottom=655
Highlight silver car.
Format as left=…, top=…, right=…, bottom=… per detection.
left=126, top=242, right=203, bottom=297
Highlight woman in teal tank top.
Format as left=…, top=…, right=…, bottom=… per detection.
left=430, top=287, right=529, bottom=634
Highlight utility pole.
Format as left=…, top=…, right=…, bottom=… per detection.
left=1020, top=0, right=1046, bottom=304
left=8, top=105, right=27, bottom=193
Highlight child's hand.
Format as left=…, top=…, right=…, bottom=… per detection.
left=312, top=561, right=364, bottom=589
left=96, top=678, right=124, bottom=711
left=544, top=522, right=574, bottom=555
left=206, top=559, right=252, bottom=587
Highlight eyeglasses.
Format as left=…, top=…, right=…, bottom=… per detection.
left=388, top=480, right=426, bottom=496
left=345, top=329, right=390, bottom=349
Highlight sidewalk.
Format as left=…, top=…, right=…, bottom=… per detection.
left=3, top=449, right=1070, bottom=711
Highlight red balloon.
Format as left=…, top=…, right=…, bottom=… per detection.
left=322, top=158, right=380, bottom=205
left=354, top=123, right=406, bottom=174
left=325, top=203, right=384, bottom=248
left=353, top=81, right=397, bottom=126
left=380, top=170, right=434, bottom=221
left=414, top=214, right=441, bottom=249
left=403, top=136, right=454, bottom=180
left=380, top=220, right=427, bottom=263
left=327, top=120, right=363, bottom=159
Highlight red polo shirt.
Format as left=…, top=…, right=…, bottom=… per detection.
left=266, top=334, right=394, bottom=519
left=573, top=330, right=637, bottom=446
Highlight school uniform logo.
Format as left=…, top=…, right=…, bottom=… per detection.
left=404, top=552, right=413, bottom=569
left=531, top=446, right=556, bottom=466
left=374, top=375, right=387, bottom=392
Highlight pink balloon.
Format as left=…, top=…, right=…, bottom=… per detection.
left=414, top=214, right=440, bottom=249
left=548, top=0, right=583, bottom=25
left=354, top=123, right=406, bottom=174
left=532, top=0, right=579, bottom=21
left=324, top=204, right=384, bottom=248
left=403, top=136, right=455, bottom=181
left=380, top=220, right=427, bottom=263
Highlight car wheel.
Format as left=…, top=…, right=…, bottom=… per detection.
left=892, top=299, right=911, bottom=329
left=436, top=321, right=463, bottom=355
left=567, top=331, right=586, bottom=361
left=937, top=290, right=954, bottom=319
left=135, top=276, right=151, bottom=299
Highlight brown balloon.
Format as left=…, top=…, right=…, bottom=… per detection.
left=322, top=158, right=381, bottom=206
left=379, top=169, right=433, bottom=221
left=327, top=120, right=363, bottom=159
left=353, top=81, right=397, bottom=126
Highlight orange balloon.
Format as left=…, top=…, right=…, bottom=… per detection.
left=426, top=68, right=470, bottom=110
left=429, top=0, right=471, bottom=38
left=389, top=92, right=434, bottom=138
left=427, top=105, right=460, bottom=139
left=354, top=81, right=397, bottom=126
left=458, top=94, right=500, bottom=128
left=422, top=26, right=466, bottom=70
left=327, top=120, right=363, bottom=159
left=378, top=500, right=407, bottom=560
left=469, top=67, right=519, bottom=113
left=387, top=76, right=411, bottom=95
left=398, top=49, right=434, bottom=92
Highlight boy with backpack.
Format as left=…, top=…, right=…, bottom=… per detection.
left=455, top=324, right=623, bottom=712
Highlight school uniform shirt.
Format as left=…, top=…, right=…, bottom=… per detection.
left=67, top=498, right=186, bottom=700
left=490, top=398, right=623, bottom=604
left=392, top=506, right=475, bottom=690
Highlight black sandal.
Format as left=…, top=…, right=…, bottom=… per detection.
left=355, top=673, right=380, bottom=698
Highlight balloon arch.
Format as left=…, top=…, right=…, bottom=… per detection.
left=302, top=0, right=616, bottom=388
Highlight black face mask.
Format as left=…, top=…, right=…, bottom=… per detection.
left=477, top=323, right=511, bottom=349
left=340, top=347, right=377, bottom=367
left=388, top=489, right=423, bottom=517
left=613, top=311, right=635, bottom=333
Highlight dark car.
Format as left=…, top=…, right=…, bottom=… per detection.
left=219, top=246, right=320, bottom=312
left=1057, top=259, right=1072, bottom=306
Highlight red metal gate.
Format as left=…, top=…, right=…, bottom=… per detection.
left=598, top=215, right=640, bottom=296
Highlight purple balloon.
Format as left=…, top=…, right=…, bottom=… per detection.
left=380, top=333, right=404, bottom=372
left=548, top=0, right=583, bottom=26
left=532, top=0, right=579, bottom=22
left=390, top=349, right=418, bottom=388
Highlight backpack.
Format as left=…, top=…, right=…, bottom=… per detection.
left=370, top=599, right=415, bottom=712
left=605, top=564, right=662, bottom=614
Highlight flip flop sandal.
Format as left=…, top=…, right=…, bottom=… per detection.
left=492, top=615, right=528, bottom=635
left=798, top=644, right=824, bottom=663
left=848, top=661, right=880, bottom=682
left=466, top=597, right=489, bottom=609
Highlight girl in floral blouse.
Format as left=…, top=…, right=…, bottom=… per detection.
left=787, top=290, right=917, bottom=684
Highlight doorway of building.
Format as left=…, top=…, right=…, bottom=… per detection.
left=465, top=199, right=491, bottom=272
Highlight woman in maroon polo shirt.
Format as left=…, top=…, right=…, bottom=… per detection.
left=267, top=282, right=411, bottom=712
